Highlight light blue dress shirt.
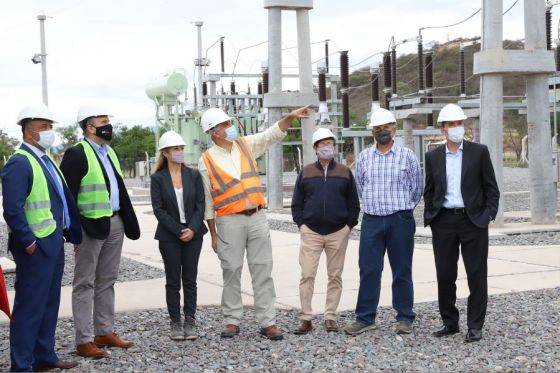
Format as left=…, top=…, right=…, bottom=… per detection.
left=443, top=142, right=465, bottom=208
left=85, top=138, right=120, bottom=212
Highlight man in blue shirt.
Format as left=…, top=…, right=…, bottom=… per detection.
left=344, top=108, right=423, bottom=336
left=60, top=106, right=140, bottom=358
left=2, top=104, right=82, bottom=371
left=424, top=104, right=499, bottom=343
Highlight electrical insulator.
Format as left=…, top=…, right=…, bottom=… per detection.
left=371, top=71, right=379, bottom=102
left=546, top=8, right=552, bottom=51
left=556, top=45, right=560, bottom=72
left=383, top=52, right=392, bottom=91
left=262, top=72, right=269, bottom=94
left=340, top=50, right=350, bottom=128
left=391, top=48, right=397, bottom=96
left=425, top=52, right=433, bottom=89
left=220, top=37, right=225, bottom=73
left=202, top=81, right=208, bottom=96
left=418, top=41, right=424, bottom=92
left=257, top=81, right=263, bottom=108
left=230, top=81, right=236, bottom=95
left=340, top=51, right=349, bottom=88
left=193, top=86, right=197, bottom=107
left=325, top=40, right=330, bottom=73
left=247, top=84, right=251, bottom=95
left=459, top=48, right=466, bottom=96
left=318, top=72, right=327, bottom=102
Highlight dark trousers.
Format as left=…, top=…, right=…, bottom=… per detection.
left=430, top=210, right=489, bottom=330
left=355, top=211, right=416, bottom=325
left=159, top=237, right=203, bottom=323
left=10, top=243, right=64, bottom=372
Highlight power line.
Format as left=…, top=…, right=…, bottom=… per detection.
left=420, top=8, right=481, bottom=31
left=503, top=0, right=520, bottom=16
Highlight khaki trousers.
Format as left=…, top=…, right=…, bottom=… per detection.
left=72, top=215, right=124, bottom=345
left=299, top=224, right=350, bottom=321
left=215, top=210, right=276, bottom=328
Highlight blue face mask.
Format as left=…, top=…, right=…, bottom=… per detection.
left=225, top=125, right=238, bottom=141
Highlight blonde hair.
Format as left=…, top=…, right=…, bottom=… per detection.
left=154, top=151, right=168, bottom=172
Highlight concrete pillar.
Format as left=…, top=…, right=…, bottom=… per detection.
left=403, top=118, right=414, bottom=151
left=472, top=117, right=480, bottom=143
left=296, top=9, right=316, bottom=166
left=479, top=0, right=505, bottom=226
left=266, top=7, right=284, bottom=210
left=525, top=0, right=557, bottom=223
left=37, top=14, right=48, bottom=105
left=195, top=22, right=204, bottom=110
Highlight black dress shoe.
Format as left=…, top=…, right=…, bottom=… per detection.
left=465, top=328, right=482, bottom=343
left=34, top=360, right=79, bottom=371
left=433, top=324, right=460, bottom=337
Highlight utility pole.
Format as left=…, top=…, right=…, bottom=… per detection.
left=37, top=14, right=48, bottom=105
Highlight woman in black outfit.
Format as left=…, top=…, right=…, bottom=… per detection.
left=150, top=131, right=207, bottom=340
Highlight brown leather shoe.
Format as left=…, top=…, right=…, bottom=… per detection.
left=76, top=342, right=107, bottom=358
left=294, top=320, right=312, bottom=335
left=34, top=360, right=79, bottom=371
left=220, top=324, right=240, bottom=338
left=94, top=333, right=134, bottom=349
left=324, top=319, right=339, bottom=332
left=260, top=325, right=284, bottom=340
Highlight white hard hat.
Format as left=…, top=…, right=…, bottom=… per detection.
left=17, top=103, right=57, bottom=125
left=200, top=108, right=233, bottom=133
left=158, top=131, right=186, bottom=151
left=312, top=127, right=336, bottom=146
left=437, top=103, right=467, bottom=123
left=77, top=105, right=113, bottom=123
left=368, top=108, right=396, bottom=128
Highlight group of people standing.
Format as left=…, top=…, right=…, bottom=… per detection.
left=2, top=104, right=139, bottom=371
left=2, top=100, right=499, bottom=372
left=290, top=105, right=499, bottom=345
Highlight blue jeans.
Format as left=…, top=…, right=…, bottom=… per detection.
left=355, top=211, right=416, bottom=325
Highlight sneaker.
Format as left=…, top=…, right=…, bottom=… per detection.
left=170, top=321, right=184, bottom=341
left=184, top=316, right=199, bottom=340
left=344, top=320, right=377, bottom=335
left=395, top=320, right=413, bottom=334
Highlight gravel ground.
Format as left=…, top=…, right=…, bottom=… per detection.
left=0, top=224, right=164, bottom=290
left=0, top=288, right=557, bottom=372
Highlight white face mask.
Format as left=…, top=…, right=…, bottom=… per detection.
left=447, top=126, right=465, bottom=143
left=34, top=129, right=56, bottom=149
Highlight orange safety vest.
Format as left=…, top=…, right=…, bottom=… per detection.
left=202, top=137, right=266, bottom=217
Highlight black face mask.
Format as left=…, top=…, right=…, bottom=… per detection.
left=374, top=129, right=392, bottom=145
left=94, top=124, right=113, bottom=141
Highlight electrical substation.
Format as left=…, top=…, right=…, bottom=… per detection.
left=144, top=0, right=559, bottom=225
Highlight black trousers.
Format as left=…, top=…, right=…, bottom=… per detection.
left=159, top=236, right=203, bottom=322
left=430, top=210, right=489, bottom=330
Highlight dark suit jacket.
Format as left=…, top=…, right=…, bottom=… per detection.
left=150, top=166, right=208, bottom=242
left=423, top=140, right=500, bottom=228
left=1, top=144, right=82, bottom=255
left=60, top=140, right=140, bottom=240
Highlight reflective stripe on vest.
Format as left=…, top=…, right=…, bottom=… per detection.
left=202, top=137, right=266, bottom=217
left=77, top=140, right=122, bottom=218
left=14, top=149, right=57, bottom=238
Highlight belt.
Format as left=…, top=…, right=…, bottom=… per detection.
left=235, top=206, right=263, bottom=216
left=442, top=207, right=466, bottom=215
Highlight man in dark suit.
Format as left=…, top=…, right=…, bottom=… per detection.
left=60, top=105, right=140, bottom=358
left=424, top=103, right=500, bottom=343
left=2, top=104, right=82, bottom=372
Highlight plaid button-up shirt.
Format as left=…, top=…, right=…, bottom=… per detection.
left=355, top=144, right=423, bottom=216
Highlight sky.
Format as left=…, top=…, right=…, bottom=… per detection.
left=0, top=0, right=549, bottom=140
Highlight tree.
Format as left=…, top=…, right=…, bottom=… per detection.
left=110, top=125, right=155, bottom=177
left=56, top=124, right=81, bottom=151
left=0, top=130, right=20, bottom=169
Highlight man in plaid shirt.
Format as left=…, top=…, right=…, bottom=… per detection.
left=344, top=108, right=423, bottom=336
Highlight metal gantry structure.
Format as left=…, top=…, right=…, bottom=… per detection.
left=145, top=0, right=559, bottom=223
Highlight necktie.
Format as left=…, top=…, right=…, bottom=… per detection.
left=42, top=155, right=70, bottom=229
